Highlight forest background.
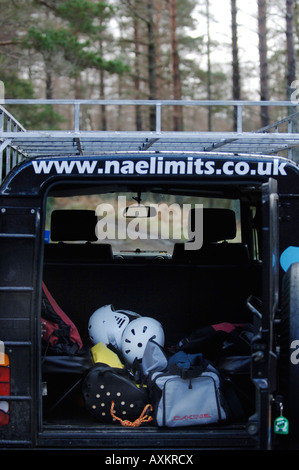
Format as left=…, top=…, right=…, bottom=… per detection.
left=0, top=0, right=298, bottom=135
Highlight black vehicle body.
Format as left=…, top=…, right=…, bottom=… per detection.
left=1, top=150, right=299, bottom=451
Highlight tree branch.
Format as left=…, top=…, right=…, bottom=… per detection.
left=120, top=0, right=150, bottom=25
left=33, top=0, right=57, bottom=12
left=0, top=40, right=18, bottom=46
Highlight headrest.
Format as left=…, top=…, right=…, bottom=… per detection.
left=189, top=208, right=236, bottom=242
left=50, top=210, right=97, bottom=242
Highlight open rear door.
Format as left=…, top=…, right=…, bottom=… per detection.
left=250, top=177, right=279, bottom=449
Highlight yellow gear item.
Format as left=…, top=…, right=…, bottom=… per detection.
left=91, top=342, right=124, bottom=369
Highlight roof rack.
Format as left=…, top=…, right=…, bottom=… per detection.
left=1, top=99, right=299, bottom=183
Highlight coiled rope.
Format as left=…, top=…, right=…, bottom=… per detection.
left=110, top=400, right=153, bottom=427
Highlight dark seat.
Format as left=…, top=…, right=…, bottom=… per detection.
left=44, top=210, right=113, bottom=262
left=172, top=208, right=249, bottom=264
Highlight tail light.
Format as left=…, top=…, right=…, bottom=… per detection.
left=0, top=352, right=10, bottom=425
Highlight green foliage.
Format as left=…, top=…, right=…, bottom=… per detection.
left=2, top=73, right=35, bottom=101
left=23, top=0, right=129, bottom=79
left=26, top=105, right=67, bottom=130
left=1, top=72, right=66, bottom=129
left=56, top=0, right=113, bottom=35
left=6, top=102, right=66, bottom=131
left=25, top=27, right=87, bottom=55
left=24, top=26, right=129, bottom=75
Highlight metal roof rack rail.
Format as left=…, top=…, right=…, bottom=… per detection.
left=0, top=99, right=299, bottom=184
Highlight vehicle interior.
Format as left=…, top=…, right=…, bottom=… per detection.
left=40, top=180, right=264, bottom=434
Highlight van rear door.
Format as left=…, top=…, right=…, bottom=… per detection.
left=0, top=204, right=42, bottom=447
left=250, top=178, right=279, bottom=449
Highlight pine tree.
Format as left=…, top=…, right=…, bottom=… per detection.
left=24, top=0, right=129, bottom=99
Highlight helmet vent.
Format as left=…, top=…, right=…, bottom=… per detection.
left=114, top=315, right=126, bottom=328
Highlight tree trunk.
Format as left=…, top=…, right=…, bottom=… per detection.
left=286, top=0, right=296, bottom=100
left=133, top=9, right=143, bottom=131
left=147, top=0, right=157, bottom=130
left=154, top=0, right=162, bottom=99
left=45, top=68, right=52, bottom=99
left=206, top=0, right=212, bottom=131
left=99, top=22, right=107, bottom=131
left=231, top=0, right=241, bottom=131
left=257, top=0, right=269, bottom=127
left=168, top=0, right=183, bottom=131
left=99, top=68, right=107, bottom=131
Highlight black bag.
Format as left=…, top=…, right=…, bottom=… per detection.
left=82, top=363, right=152, bottom=425
left=174, top=322, right=253, bottom=358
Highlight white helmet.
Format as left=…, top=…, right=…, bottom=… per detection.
left=121, top=317, right=165, bottom=364
left=88, top=305, right=139, bottom=349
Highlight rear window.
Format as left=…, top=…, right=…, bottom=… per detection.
left=45, top=191, right=241, bottom=256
